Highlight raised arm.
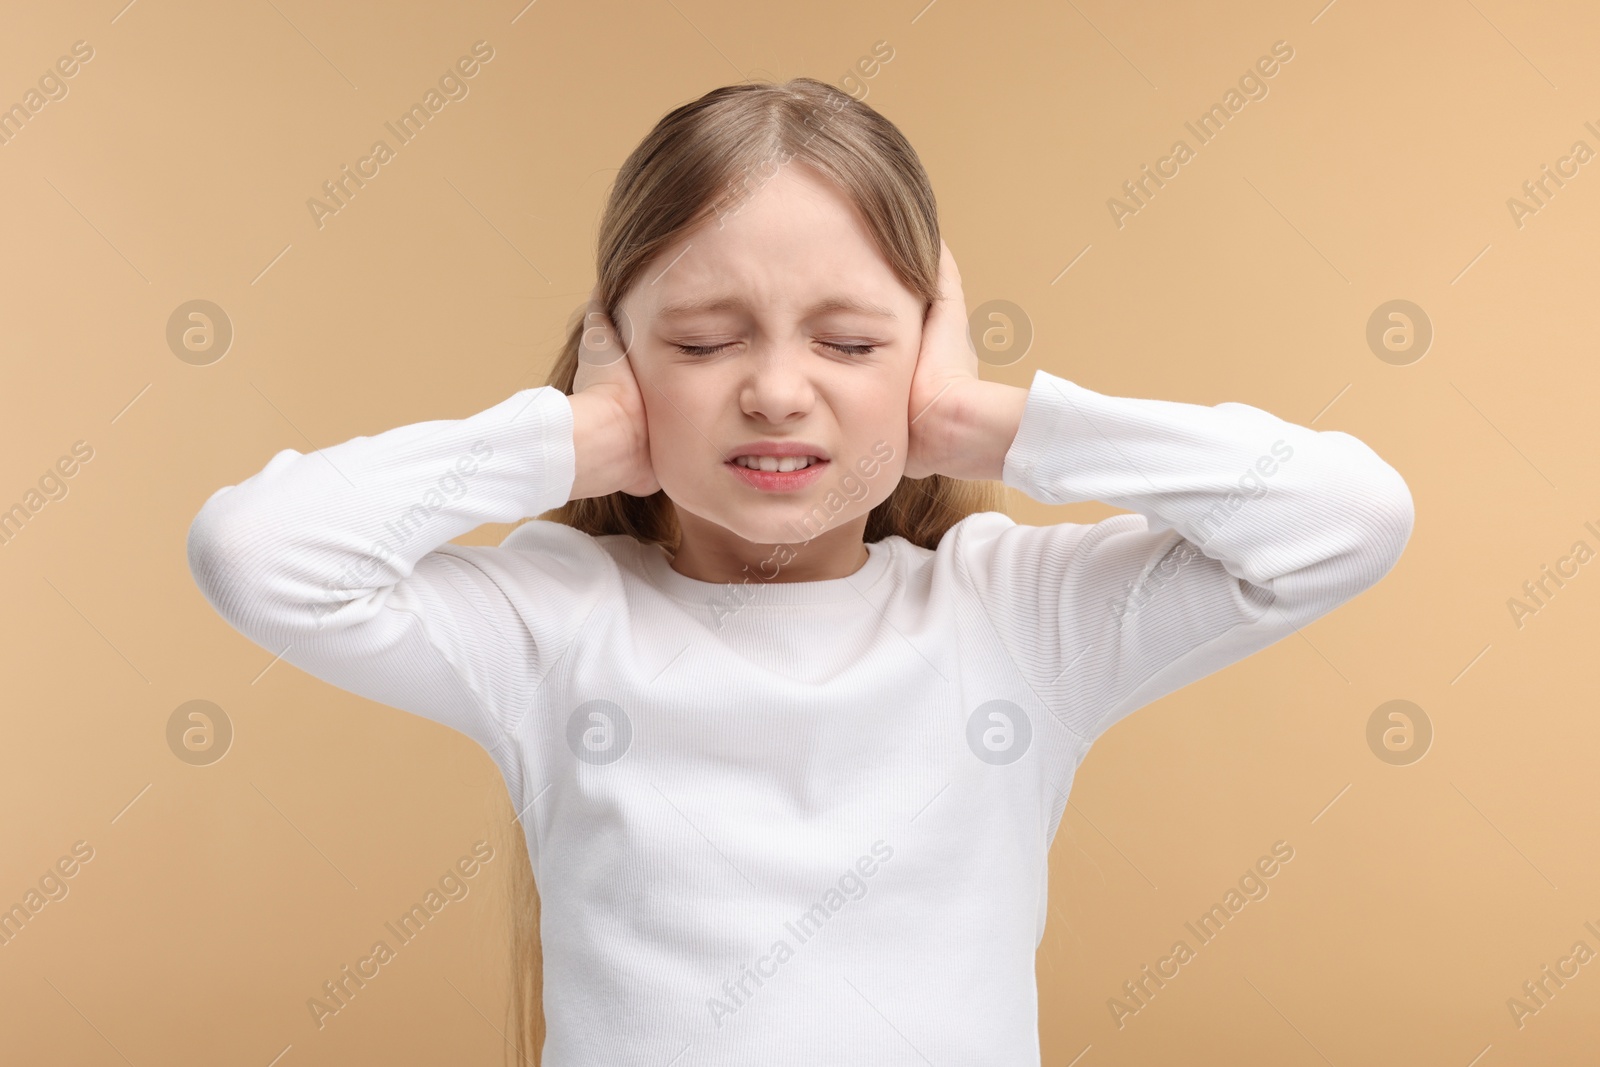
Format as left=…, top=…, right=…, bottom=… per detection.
left=185, top=385, right=609, bottom=764
left=953, top=367, right=1415, bottom=744
left=187, top=291, right=655, bottom=780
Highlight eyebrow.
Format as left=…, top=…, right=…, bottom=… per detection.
left=655, top=294, right=898, bottom=320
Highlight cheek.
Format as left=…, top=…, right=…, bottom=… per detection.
left=834, top=408, right=908, bottom=497
left=844, top=387, right=907, bottom=440
left=642, top=396, right=687, bottom=456
left=639, top=381, right=718, bottom=477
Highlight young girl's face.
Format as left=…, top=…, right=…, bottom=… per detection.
left=615, top=161, right=925, bottom=548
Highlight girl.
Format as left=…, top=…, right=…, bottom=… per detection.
left=187, top=78, right=1414, bottom=1066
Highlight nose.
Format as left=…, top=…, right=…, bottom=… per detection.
left=738, top=340, right=816, bottom=424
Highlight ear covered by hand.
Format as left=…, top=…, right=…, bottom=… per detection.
left=903, top=239, right=984, bottom=481
left=569, top=286, right=661, bottom=499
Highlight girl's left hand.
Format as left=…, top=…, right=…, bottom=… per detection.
left=903, top=239, right=984, bottom=480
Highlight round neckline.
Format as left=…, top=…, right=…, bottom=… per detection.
left=638, top=537, right=894, bottom=606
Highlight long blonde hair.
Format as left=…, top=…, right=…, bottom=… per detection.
left=495, top=75, right=1007, bottom=1065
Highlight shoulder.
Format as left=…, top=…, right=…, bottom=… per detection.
left=938, top=509, right=1018, bottom=548
left=501, top=515, right=606, bottom=554
left=879, top=510, right=1017, bottom=564
left=931, top=506, right=1162, bottom=595
left=876, top=510, right=1021, bottom=592
left=475, top=517, right=635, bottom=596
left=933, top=508, right=1028, bottom=566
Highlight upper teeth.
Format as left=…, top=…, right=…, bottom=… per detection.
left=735, top=455, right=820, bottom=472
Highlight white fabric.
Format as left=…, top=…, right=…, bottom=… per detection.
left=187, top=368, right=1413, bottom=1065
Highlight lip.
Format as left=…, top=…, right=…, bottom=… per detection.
left=727, top=440, right=831, bottom=461
left=725, top=456, right=829, bottom=492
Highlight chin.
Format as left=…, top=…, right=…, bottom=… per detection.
left=677, top=494, right=868, bottom=547
left=726, top=509, right=839, bottom=547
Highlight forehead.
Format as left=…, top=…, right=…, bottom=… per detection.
left=629, top=163, right=913, bottom=320
left=655, top=292, right=899, bottom=321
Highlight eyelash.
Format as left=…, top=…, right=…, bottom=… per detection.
left=675, top=341, right=878, bottom=357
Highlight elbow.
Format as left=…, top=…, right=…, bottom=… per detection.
left=1231, top=433, right=1415, bottom=623
left=1332, top=455, right=1416, bottom=595
left=186, top=485, right=378, bottom=642
left=1366, top=466, right=1414, bottom=580
left=186, top=488, right=294, bottom=635
left=186, top=491, right=249, bottom=618
left=1265, top=462, right=1413, bottom=625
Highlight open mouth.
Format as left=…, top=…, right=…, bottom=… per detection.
left=725, top=455, right=829, bottom=491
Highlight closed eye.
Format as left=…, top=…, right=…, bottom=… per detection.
left=674, top=341, right=879, bottom=357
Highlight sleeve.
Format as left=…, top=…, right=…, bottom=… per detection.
left=185, top=385, right=605, bottom=766
left=954, top=367, right=1415, bottom=745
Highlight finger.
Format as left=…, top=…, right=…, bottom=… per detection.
left=938, top=239, right=964, bottom=304
left=578, top=288, right=631, bottom=369
left=930, top=248, right=982, bottom=377
left=926, top=245, right=971, bottom=347
left=938, top=237, right=962, bottom=288
left=926, top=241, right=947, bottom=319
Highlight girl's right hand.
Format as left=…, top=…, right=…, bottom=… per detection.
left=569, top=286, right=661, bottom=499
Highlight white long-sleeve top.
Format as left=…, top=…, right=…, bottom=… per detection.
left=186, top=368, right=1414, bottom=1066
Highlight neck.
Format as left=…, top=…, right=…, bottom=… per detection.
left=668, top=511, right=872, bottom=584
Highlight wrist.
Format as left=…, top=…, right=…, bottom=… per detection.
left=939, top=378, right=1029, bottom=482
left=567, top=390, right=634, bottom=500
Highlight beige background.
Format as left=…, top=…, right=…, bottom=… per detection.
left=2, top=0, right=1598, bottom=1063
